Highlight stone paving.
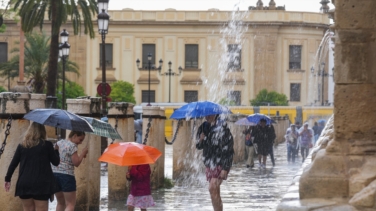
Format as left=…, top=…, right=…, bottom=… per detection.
left=49, top=143, right=303, bottom=211
left=104, top=144, right=301, bottom=211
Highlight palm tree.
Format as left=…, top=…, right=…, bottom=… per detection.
left=13, top=0, right=97, bottom=97
left=0, top=32, right=80, bottom=93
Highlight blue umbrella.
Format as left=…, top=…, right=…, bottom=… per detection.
left=24, top=109, right=94, bottom=132
left=246, top=113, right=275, bottom=125
left=170, top=101, right=232, bottom=120
left=235, top=118, right=257, bottom=126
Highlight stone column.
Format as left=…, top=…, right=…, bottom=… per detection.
left=142, top=106, right=164, bottom=189
left=158, top=107, right=165, bottom=186
left=107, top=102, right=134, bottom=201
left=67, top=98, right=101, bottom=211
left=0, top=93, right=35, bottom=211
left=299, top=1, right=376, bottom=209
left=172, top=119, right=190, bottom=180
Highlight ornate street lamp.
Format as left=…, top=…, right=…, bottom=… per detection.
left=59, top=29, right=70, bottom=110
left=159, top=61, right=182, bottom=103
left=98, top=0, right=109, bottom=13
left=136, top=55, right=163, bottom=106
left=98, top=5, right=110, bottom=117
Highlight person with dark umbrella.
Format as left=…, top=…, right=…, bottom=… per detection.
left=251, top=119, right=274, bottom=169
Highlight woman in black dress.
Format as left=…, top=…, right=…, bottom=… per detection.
left=251, top=119, right=274, bottom=168
left=4, top=122, right=60, bottom=211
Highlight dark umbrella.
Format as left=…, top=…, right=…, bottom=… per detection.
left=246, top=113, right=276, bottom=125
left=170, top=101, right=232, bottom=120
left=24, top=109, right=94, bottom=132
left=83, top=117, right=122, bottom=140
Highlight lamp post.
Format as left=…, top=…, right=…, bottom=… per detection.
left=97, top=1, right=110, bottom=117
left=59, top=29, right=70, bottom=110
left=159, top=61, right=182, bottom=103
left=136, top=55, right=163, bottom=106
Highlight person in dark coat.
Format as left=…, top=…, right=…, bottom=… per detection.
left=268, top=124, right=277, bottom=166
left=251, top=119, right=273, bottom=169
left=126, top=164, right=155, bottom=211
left=196, top=114, right=234, bottom=211
left=4, top=122, right=60, bottom=211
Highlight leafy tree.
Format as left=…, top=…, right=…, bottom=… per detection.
left=13, top=0, right=97, bottom=97
left=0, top=32, right=80, bottom=93
left=109, top=80, right=136, bottom=104
left=219, top=97, right=236, bottom=106
left=56, top=81, right=86, bottom=109
left=0, top=86, right=7, bottom=92
left=250, top=89, right=289, bottom=106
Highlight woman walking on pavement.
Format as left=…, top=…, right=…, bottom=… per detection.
left=299, top=123, right=313, bottom=162
left=243, top=126, right=255, bottom=168
left=53, top=131, right=88, bottom=211
left=126, top=164, right=155, bottom=211
left=4, top=122, right=60, bottom=211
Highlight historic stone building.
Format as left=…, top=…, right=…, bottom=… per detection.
left=0, top=1, right=330, bottom=106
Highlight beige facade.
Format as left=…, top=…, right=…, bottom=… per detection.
left=0, top=8, right=330, bottom=106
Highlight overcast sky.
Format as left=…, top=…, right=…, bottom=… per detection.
left=108, top=0, right=333, bottom=13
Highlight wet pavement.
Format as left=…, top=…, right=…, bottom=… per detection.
left=50, top=143, right=302, bottom=211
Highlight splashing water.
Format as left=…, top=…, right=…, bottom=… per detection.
left=308, top=30, right=334, bottom=106
left=176, top=1, right=249, bottom=188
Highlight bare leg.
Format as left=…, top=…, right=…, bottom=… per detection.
left=258, top=154, right=262, bottom=164
left=141, top=209, right=147, bottom=211
left=63, top=191, right=77, bottom=211
left=55, top=192, right=66, bottom=211
left=20, top=198, right=35, bottom=211
left=127, top=205, right=134, bottom=211
left=209, top=178, right=223, bottom=211
left=262, top=155, right=267, bottom=166
left=34, top=200, right=49, bottom=211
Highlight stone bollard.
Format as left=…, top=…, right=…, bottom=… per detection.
left=142, top=106, right=165, bottom=189
left=107, top=102, right=134, bottom=201
left=227, top=114, right=246, bottom=164
left=67, top=98, right=101, bottom=211
left=0, top=93, right=36, bottom=211
left=172, top=119, right=191, bottom=180
left=158, top=107, right=166, bottom=185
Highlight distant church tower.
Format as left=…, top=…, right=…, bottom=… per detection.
left=269, top=0, right=276, bottom=10
left=320, top=0, right=330, bottom=13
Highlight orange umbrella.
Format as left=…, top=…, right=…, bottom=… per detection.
left=98, top=142, right=162, bottom=166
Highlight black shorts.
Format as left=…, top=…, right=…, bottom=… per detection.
left=19, top=194, right=51, bottom=201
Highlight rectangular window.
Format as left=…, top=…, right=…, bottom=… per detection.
left=185, top=44, right=198, bottom=68
left=184, top=91, right=198, bottom=103
left=227, top=91, right=241, bottom=106
left=99, top=44, right=113, bottom=68
left=228, top=44, right=241, bottom=70
left=0, top=43, right=8, bottom=63
left=142, top=90, right=155, bottom=103
left=142, top=44, right=156, bottom=69
left=290, top=83, right=301, bottom=102
left=289, top=45, right=302, bottom=69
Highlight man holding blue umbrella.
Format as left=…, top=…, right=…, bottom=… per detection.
left=196, top=114, right=234, bottom=211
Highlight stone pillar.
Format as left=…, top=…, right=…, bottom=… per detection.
left=299, top=1, right=376, bottom=209
left=158, top=107, right=165, bottom=185
left=172, top=119, right=191, bottom=180
left=67, top=98, right=101, bottom=211
left=0, top=93, right=34, bottom=211
left=142, top=106, right=164, bottom=189
left=107, top=102, right=134, bottom=201
left=227, top=114, right=246, bottom=164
